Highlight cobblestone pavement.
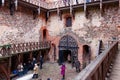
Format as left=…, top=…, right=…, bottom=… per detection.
left=32, top=62, right=78, bottom=80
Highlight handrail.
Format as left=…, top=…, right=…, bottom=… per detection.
left=22, top=0, right=48, bottom=9
left=0, top=41, right=51, bottom=57
left=19, top=0, right=98, bottom=9
left=74, top=41, right=118, bottom=80
left=19, top=0, right=118, bottom=10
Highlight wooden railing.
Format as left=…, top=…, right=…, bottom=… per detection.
left=20, top=0, right=117, bottom=9
left=74, top=41, right=118, bottom=80
left=21, top=0, right=49, bottom=9
left=18, top=0, right=119, bottom=9
left=0, top=41, right=51, bottom=57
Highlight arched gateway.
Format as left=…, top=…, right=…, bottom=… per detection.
left=58, top=35, right=79, bottom=66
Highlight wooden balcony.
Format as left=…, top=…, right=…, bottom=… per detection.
left=0, top=41, right=51, bottom=58
left=19, top=0, right=119, bottom=11
left=17, top=0, right=119, bottom=18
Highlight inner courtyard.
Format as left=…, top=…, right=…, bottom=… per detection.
left=0, top=0, right=120, bottom=80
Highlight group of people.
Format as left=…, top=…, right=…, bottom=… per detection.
left=16, top=55, right=44, bottom=79
left=16, top=55, right=81, bottom=80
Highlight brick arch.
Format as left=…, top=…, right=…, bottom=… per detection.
left=58, top=35, right=79, bottom=66
left=40, top=26, right=49, bottom=41
left=59, top=30, right=81, bottom=44
left=82, top=45, right=91, bottom=69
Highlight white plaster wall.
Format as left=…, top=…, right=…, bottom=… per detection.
left=47, top=13, right=64, bottom=36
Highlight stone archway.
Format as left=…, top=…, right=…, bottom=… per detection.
left=58, top=35, right=79, bottom=66
left=82, top=45, right=91, bottom=69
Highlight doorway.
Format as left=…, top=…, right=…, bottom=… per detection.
left=11, top=55, right=18, bottom=72
left=59, top=50, right=71, bottom=64
left=83, top=45, right=91, bottom=68
left=58, top=35, right=78, bottom=65
left=23, top=53, right=30, bottom=63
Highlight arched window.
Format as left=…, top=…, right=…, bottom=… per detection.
left=66, top=17, right=72, bottom=27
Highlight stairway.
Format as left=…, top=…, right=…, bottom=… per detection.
left=109, top=44, right=120, bottom=80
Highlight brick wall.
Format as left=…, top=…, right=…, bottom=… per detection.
left=0, top=6, right=45, bottom=45
left=47, top=5, right=120, bottom=59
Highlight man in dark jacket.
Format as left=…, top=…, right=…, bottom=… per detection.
left=39, top=55, right=43, bottom=69
left=75, top=60, right=81, bottom=73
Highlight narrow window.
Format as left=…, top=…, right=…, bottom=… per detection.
left=66, top=17, right=72, bottom=27
left=43, top=29, right=46, bottom=40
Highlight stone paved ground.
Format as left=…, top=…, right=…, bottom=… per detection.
left=31, top=62, right=78, bottom=80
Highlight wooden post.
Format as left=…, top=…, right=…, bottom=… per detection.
left=119, top=0, right=120, bottom=7
left=100, top=0, right=103, bottom=17
left=20, top=53, right=23, bottom=63
left=8, top=57, right=11, bottom=80
left=29, top=52, right=33, bottom=60
left=84, top=0, right=87, bottom=18
left=37, top=51, right=41, bottom=62
left=59, top=11, right=62, bottom=20
left=18, top=54, right=21, bottom=63
left=70, top=0, right=72, bottom=16
left=57, top=4, right=60, bottom=17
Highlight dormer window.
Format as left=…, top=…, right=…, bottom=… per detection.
left=66, top=17, right=72, bottom=27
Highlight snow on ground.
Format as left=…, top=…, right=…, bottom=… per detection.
left=16, top=74, right=33, bottom=80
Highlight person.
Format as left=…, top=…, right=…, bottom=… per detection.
left=63, top=0, right=67, bottom=6
left=76, top=0, right=78, bottom=4
left=27, top=60, right=33, bottom=71
left=67, top=0, right=70, bottom=6
left=75, top=60, right=81, bottom=73
left=32, top=58, right=37, bottom=70
left=32, top=63, right=39, bottom=79
left=23, top=63, right=28, bottom=74
left=47, top=78, right=50, bottom=80
left=39, top=55, right=43, bottom=69
left=61, top=63, right=66, bottom=80
left=67, top=54, right=71, bottom=63
left=17, top=63, right=24, bottom=77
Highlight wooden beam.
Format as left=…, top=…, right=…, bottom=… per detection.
left=0, top=62, right=10, bottom=80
